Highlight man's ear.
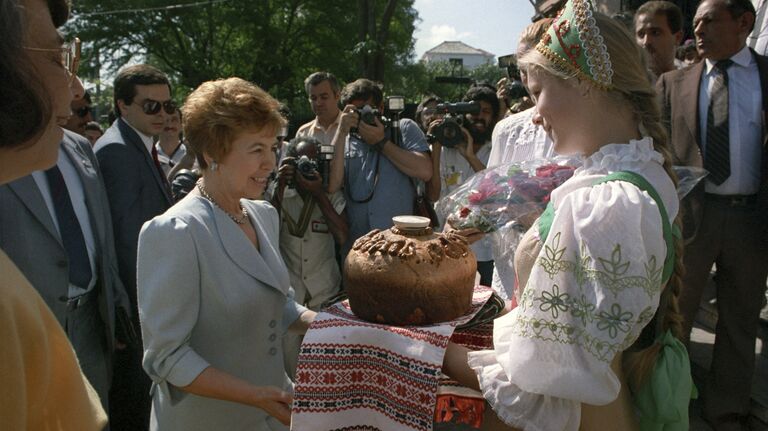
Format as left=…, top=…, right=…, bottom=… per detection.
left=674, top=30, right=683, bottom=45
left=739, top=12, right=756, bottom=39
left=116, top=99, right=125, bottom=116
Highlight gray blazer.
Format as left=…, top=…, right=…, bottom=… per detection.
left=0, top=131, right=131, bottom=363
left=137, top=194, right=306, bottom=431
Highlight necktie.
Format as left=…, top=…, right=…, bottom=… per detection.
left=151, top=144, right=172, bottom=192
left=705, top=59, right=733, bottom=185
left=45, top=165, right=92, bottom=288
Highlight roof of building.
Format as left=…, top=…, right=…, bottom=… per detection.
left=422, top=41, right=494, bottom=58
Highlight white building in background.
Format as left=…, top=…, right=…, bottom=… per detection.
left=421, top=41, right=495, bottom=70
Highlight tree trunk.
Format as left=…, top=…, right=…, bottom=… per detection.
left=371, top=0, right=398, bottom=82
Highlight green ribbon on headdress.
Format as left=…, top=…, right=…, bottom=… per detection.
left=536, top=0, right=614, bottom=89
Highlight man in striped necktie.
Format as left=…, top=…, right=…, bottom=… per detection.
left=657, top=0, right=768, bottom=428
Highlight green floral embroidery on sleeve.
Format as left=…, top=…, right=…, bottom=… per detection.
left=595, top=303, right=634, bottom=339
left=510, top=230, right=664, bottom=363
left=568, top=294, right=596, bottom=326
left=643, top=256, right=663, bottom=296
left=510, top=316, right=623, bottom=362
left=535, top=233, right=662, bottom=298
left=538, top=284, right=570, bottom=319
left=539, top=233, right=577, bottom=277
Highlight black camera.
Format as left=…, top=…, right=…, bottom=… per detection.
left=349, top=105, right=382, bottom=139
left=285, top=155, right=318, bottom=188
left=295, top=155, right=318, bottom=178
left=498, top=54, right=529, bottom=102
left=431, top=101, right=480, bottom=148
left=356, top=105, right=380, bottom=127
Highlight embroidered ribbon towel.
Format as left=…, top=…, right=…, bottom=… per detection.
left=291, top=286, right=494, bottom=431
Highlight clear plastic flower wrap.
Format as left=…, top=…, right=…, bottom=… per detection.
left=672, top=165, right=708, bottom=199
left=436, top=156, right=582, bottom=234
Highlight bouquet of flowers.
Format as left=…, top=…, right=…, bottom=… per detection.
left=436, top=157, right=580, bottom=233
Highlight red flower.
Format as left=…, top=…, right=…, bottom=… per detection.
left=459, top=207, right=471, bottom=218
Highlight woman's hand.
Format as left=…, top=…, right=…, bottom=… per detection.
left=289, top=309, right=317, bottom=334
left=442, top=342, right=479, bottom=391
left=455, top=227, right=485, bottom=245
left=445, top=220, right=486, bottom=245
left=252, top=386, right=293, bottom=425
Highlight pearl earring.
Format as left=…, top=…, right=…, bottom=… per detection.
left=210, top=161, right=218, bottom=171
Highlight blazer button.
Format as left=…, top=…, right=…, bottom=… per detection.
left=269, top=319, right=277, bottom=328
left=57, top=260, right=67, bottom=268
left=269, top=333, right=277, bottom=342
left=269, top=347, right=277, bottom=356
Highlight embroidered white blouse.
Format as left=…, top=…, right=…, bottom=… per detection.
left=468, top=138, right=678, bottom=430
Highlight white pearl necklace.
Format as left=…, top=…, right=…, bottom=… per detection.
left=196, top=179, right=248, bottom=225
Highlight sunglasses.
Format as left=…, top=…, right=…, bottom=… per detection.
left=141, top=99, right=177, bottom=115
left=25, top=37, right=81, bottom=83
left=75, top=106, right=91, bottom=118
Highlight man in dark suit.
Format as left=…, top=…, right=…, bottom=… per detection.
left=0, top=127, right=132, bottom=411
left=94, top=64, right=174, bottom=431
left=657, top=0, right=768, bottom=428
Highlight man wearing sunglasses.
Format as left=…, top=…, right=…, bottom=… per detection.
left=93, top=63, right=175, bottom=431
left=63, top=90, right=93, bottom=136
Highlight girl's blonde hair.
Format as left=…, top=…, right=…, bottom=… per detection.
left=520, top=13, right=685, bottom=389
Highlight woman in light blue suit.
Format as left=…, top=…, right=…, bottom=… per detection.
left=137, top=77, right=315, bottom=431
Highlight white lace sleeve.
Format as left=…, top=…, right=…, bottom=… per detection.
left=468, top=180, right=666, bottom=431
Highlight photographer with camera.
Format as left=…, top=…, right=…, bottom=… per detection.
left=270, top=135, right=348, bottom=375
left=425, top=85, right=499, bottom=286
left=496, top=56, right=534, bottom=118
left=327, top=79, right=432, bottom=258
left=488, top=19, right=555, bottom=169
left=415, top=94, right=442, bottom=133
left=296, top=72, right=342, bottom=146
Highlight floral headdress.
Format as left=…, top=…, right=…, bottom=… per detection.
left=536, top=0, right=614, bottom=89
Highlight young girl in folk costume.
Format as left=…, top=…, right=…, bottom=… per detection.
left=442, top=0, right=694, bottom=429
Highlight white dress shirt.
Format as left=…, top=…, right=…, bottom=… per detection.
left=122, top=118, right=156, bottom=154
left=698, top=45, right=763, bottom=195
left=32, top=146, right=97, bottom=297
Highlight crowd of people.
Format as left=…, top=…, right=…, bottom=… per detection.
left=1, top=0, right=766, bottom=430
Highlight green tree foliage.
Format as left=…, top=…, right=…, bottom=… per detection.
left=67, top=0, right=418, bottom=121
left=388, top=61, right=505, bottom=104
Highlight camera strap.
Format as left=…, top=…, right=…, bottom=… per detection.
left=344, top=129, right=392, bottom=204
left=282, top=193, right=317, bottom=237
left=344, top=154, right=380, bottom=203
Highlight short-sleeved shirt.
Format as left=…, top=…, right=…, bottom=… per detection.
left=279, top=189, right=346, bottom=309
left=296, top=111, right=342, bottom=146
left=343, top=118, right=428, bottom=256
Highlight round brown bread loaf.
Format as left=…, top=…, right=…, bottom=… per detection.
left=344, top=225, right=476, bottom=326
